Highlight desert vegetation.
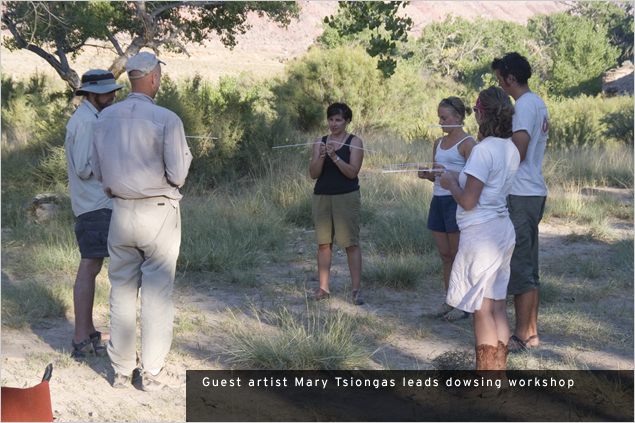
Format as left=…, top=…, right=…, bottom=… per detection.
left=1, top=3, right=633, bottom=420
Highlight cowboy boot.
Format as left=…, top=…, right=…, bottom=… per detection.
left=451, top=344, right=499, bottom=398
left=496, top=340, right=509, bottom=390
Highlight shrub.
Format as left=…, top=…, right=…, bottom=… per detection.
left=601, top=99, right=634, bottom=145
left=545, top=94, right=634, bottom=149
left=272, top=46, right=431, bottom=139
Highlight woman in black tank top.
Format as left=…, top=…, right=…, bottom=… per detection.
left=308, top=103, right=365, bottom=305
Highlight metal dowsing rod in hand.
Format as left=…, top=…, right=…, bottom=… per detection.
left=382, top=162, right=444, bottom=173
left=382, top=162, right=437, bottom=168
left=186, top=136, right=218, bottom=139
left=427, top=124, right=478, bottom=127
left=272, top=140, right=377, bottom=153
left=382, top=168, right=442, bottom=173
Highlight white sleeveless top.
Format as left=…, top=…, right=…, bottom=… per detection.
left=433, top=135, right=473, bottom=196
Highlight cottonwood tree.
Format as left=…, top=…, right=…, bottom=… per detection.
left=323, top=1, right=413, bottom=77
left=1, top=1, right=300, bottom=90
left=562, top=1, right=634, bottom=61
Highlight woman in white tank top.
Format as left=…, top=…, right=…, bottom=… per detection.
left=418, top=97, right=476, bottom=320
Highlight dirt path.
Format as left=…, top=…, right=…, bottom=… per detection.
left=2, top=212, right=633, bottom=421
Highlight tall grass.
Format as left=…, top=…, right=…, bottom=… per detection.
left=225, top=305, right=372, bottom=369
left=543, top=146, right=634, bottom=188
left=362, top=253, right=441, bottom=288
left=179, top=194, right=289, bottom=272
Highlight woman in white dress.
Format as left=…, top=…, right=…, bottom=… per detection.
left=439, top=86, right=520, bottom=375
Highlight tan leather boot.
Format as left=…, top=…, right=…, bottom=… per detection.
left=451, top=344, right=499, bottom=398
left=475, top=343, right=498, bottom=371
left=496, top=341, right=510, bottom=390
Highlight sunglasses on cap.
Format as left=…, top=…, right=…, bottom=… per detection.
left=472, top=97, right=486, bottom=115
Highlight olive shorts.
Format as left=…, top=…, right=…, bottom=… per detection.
left=312, top=190, right=361, bottom=248
left=506, top=195, right=546, bottom=296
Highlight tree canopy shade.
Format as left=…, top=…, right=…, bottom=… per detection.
left=1, top=1, right=300, bottom=90
left=323, top=1, right=413, bottom=77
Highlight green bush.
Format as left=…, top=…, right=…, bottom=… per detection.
left=156, top=74, right=294, bottom=186
left=601, top=99, right=634, bottom=145
left=545, top=94, right=634, bottom=149
left=529, top=12, right=621, bottom=96
left=272, top=46, right=431, bottom=139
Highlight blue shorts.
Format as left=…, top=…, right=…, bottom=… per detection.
left=427, top=195, right=459, bottom=233
left=74, top=208, right=111, bottom=259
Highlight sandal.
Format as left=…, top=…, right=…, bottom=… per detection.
left=350, top=290, right=365, bottom=306
left=307, top=288, right=330, bottom=301
left=89, top=331, right=109, bottom=350
left=71, top=338, right=106, bottom=359
left=435, top=303, right=454, bottom=319
left=443, top=308, right=471, bottom=321
left=508, top=334, right=538, bottom=355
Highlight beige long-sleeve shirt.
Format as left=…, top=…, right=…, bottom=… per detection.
left=92, top=93, right=192, bottom=203
left=65, top=100, right=113, bottom=216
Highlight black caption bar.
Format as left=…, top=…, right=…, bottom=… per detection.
left=186, top=370, right=633, bottom=421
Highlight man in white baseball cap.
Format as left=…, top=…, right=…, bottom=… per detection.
left=65, top=69, right=123, bottom=359
left=93, top=52, right=192, bottom=391
left=125, top=52, right=166, bottom=79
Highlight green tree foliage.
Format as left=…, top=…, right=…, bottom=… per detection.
left=1, top=1, right=300, bottom=89
left=154, top=74, right=286, bottom=184
left=413, top=15, right=532, bottom=87
left=601, top=100, right=634, bottom=145
left=323, top=1, right=413, bottom=77
left=272, top=46, right=431, bottom=138
left=409, top=11, right=621, bottom=97
left=529, top=12, right=621, bottom=97
left=546, top=94, right=633, bottom=149
left=563, top=1, right=634, bottom=62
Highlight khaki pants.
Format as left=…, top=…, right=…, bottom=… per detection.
left=106, top=197, right=181, bottom=375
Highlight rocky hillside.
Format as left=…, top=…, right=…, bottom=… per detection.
left=0, top=1, right=566, bottom=82
left=205, top=1, right=567, bottom=55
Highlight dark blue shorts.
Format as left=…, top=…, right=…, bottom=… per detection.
left=427, top=195, right=459, bottom=233
left=74, top=208, right=111, bottom=259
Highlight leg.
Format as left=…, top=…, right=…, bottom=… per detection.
left=107, top=244, right=143, bottom=375
left=512, top=287, right=539, bottom=347
left=432, top=231, right=459, bottom=294
left=317, top=244, right=333, bottom=292
left=529, top=285, right=540, bottom=346
left=345, top=245, right=361, bottom=291
left=138, top=201, right=181, bottom=373
left=492, top=299, right=510, bottom=345
left=73, top=258, right=104, bottom=344
left=507, top=195, right=544, bottom=350
left=107, top=200, right=143, bottom=376
left=472, top=299, right=500, bottom=347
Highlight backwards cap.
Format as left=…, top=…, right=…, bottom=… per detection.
left=125, top=52, right=166, bottom=80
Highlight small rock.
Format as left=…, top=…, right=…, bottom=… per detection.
left=23, top=193, right=62, bottom=222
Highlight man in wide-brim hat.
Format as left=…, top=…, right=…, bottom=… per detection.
left=65, top=69, right=124, bottom=359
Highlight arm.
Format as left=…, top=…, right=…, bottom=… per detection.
left=71, top=121, right=95, bottom=180
left=309, top=139, right=327, bottom=179
left=328, top=137, right=363, bottom=179
left=511, top=130, right=530, bottom=162
left=164, top=117, right=192, bottom=188
left=439, top=172, right=484, bottom=211
left=459, top=137, right=477, bottom=161
left=419, top=137, right=440, bottom=181
left=91, top=126, right=102, bottom=182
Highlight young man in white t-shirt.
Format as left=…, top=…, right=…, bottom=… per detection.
left=491, top=53, right=549, bottom=355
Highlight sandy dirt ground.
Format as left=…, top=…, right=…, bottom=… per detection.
left=2, top=194, right=633, bottom=421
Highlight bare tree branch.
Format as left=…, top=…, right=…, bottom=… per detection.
left=2, top=12, right=81, bottom=89
left=108, top=34, right=125, bottom=56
